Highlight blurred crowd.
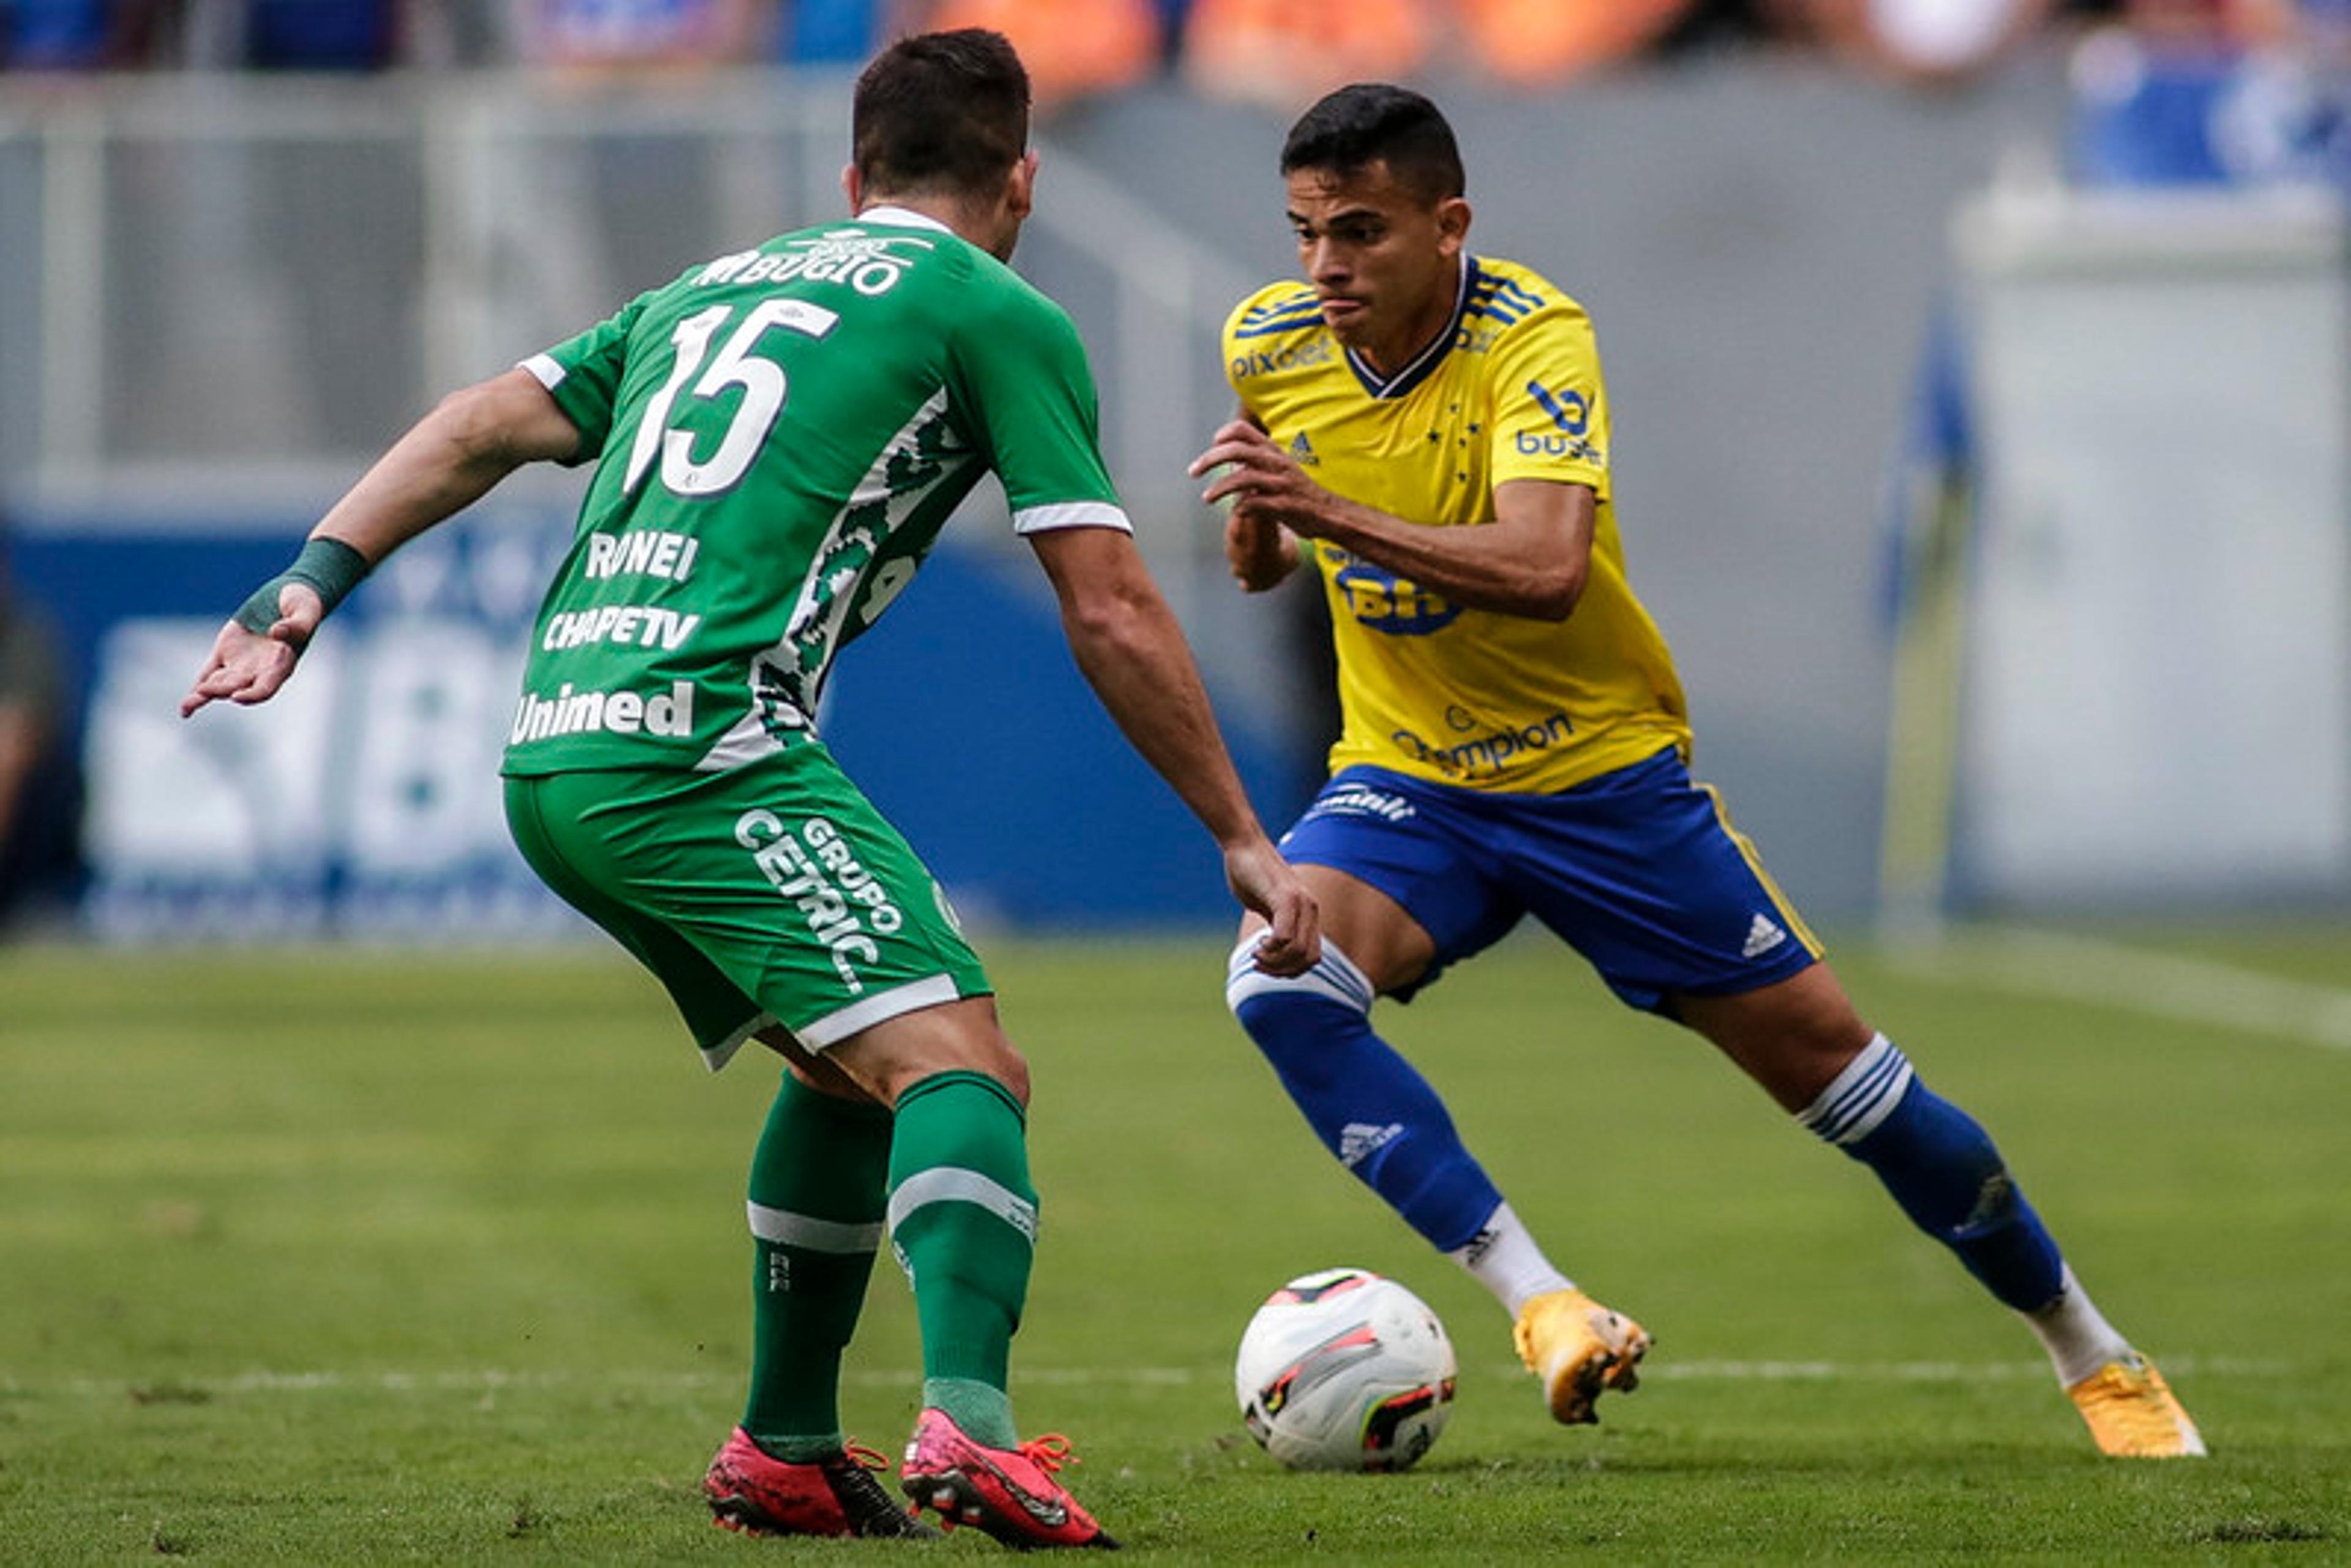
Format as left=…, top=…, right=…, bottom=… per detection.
left=5, top=0, right=2346, bottom=186
left=0, top=0, right=2334, bottom=100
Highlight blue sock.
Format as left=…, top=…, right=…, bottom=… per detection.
left=1227, top=940, right=1502, bottom=1252
left=1801, top=1035, right=2064, bottom=1311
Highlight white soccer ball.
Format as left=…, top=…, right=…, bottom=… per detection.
left=1234, top=1267, right=1457, bottom=1472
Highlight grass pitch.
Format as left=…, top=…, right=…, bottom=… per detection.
left=3, top=925, right=2347, bottom=1562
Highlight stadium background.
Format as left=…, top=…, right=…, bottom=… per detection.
left=7, top=5, right=2350, bottom=943
left=2, top=5, right=2346, bottom=940
left=4, top=9, right=2349, bottom=1563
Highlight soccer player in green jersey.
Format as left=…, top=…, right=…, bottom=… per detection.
left=182, top=29, right=1319, bottom=1548
left=1190, top=83, right=2203, bottom=1459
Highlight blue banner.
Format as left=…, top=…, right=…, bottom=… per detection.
left=10, top=503, right=1310, bottom=941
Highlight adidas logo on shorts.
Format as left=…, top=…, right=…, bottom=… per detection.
left=1741, top=913, right=1788, bottom=959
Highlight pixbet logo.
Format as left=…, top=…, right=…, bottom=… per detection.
left=1229, top=337, right=1333, bottom=379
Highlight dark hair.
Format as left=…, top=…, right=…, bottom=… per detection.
left=852, top=29, right=1031, bottom=202
left=1280, top=83, right=1464, bottom=205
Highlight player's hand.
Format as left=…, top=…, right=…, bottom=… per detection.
left=178, top=582, right=325, bottom=717
left=1224, top=837, right=1321, bottom=977
left=1190, top=421, right=1330, bottom=538
left=1223, top=510, right=1299, bottom=593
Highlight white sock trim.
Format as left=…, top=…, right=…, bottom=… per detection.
left=885, top=1166, right=1039, bottom=1245
left=1225, top=934, right=1376, bottom=1015
left=1797, top=1032, right=1914, bottom=1146
left=746, top=1201, right=884, bottom=1255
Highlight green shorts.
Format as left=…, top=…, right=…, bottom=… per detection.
left=503, top=746, right=991, bottom=1071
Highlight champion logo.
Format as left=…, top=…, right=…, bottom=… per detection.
left=1742, top=912, right=1788, bottom=959
left=1338, top=1122, right=1402, bottom=1168
left=1289, top=431, right=1319, bottom=466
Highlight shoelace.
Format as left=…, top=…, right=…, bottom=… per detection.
left=837, top=1440, right=892, bottom=1472
left=2090, top=1378, right=2164, bottom=1417
left=1016, top=1433, right=1077, bottom=1474
left=2082, top=1371, right=2177, bottom=1427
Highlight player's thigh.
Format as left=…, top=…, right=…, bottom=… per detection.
left=1237, top=861, right=1435, bottom=991
left=1270, top=767, right=1523, bottom=997
left=1506, top=748, right=1823, bottom=1013
left=504, top=753, right=991, bottom=1065
left=506, top=771, right=765, bottom=1063
left=1673, top=962, right=1872, bottom=1111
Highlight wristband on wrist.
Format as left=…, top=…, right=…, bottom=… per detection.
left=231, top=536, right=372, bottom=635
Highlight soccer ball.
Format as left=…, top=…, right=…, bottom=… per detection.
left=1234, top=1267, right=1457, bottom=1472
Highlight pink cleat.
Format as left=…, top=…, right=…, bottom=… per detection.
left=899, top=1406, right=1119, bottom=1550
left=702, top=1426, right=938, bottom=1539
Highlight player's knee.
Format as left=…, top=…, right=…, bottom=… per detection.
left=945, top=1026, right=1030, bottom=1109
left=854, top=1007, right=1030, bottom=1109
left=1226, top=935, right=1373, bottom=1018
left=977, top=1045, right=1030, bottom=1109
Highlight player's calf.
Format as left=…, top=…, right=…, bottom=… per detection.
left=1797, top=1034, right=2063, bottom=1310
left=1226, top=938, right=1504, bottom=1251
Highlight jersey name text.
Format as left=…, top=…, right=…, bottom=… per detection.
left=584, top=530, right=700, bottom=582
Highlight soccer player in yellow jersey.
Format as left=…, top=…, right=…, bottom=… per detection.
left=1191, top=83, right=2203, bottom=1458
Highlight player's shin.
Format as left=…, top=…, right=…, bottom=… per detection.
left=886, top=1069, right=1037, bottom=1449
left=1798, top=1034, right=2065, bottom=1312
left=741, top=1072, right=892, bottom=1459
left=1226, top=939, right=1504, bottom=1255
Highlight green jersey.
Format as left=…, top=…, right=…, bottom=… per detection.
left=502, top=206, right=1129, bottom=777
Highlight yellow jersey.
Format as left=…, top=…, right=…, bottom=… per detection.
left=1222, top=256, right=1690, bottom=794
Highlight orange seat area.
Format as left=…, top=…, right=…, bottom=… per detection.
left=1182, top=0, right=1434, bottom=108
left=924, top=0, right=1162, bottom=105
left=1457, top=0, right=1700, bottom=88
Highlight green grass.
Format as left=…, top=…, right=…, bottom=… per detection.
left=3, top=927, right=2348, bottom=1562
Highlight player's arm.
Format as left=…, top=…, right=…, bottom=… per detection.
left=1026, top=524, right=1319, bottom=976
left=0, top=700, right=43, bottom=850
left=1226, top=508, right=1300, bottom=593
left=180, top=369, right=581, bottom=716
left=1191, top=419, right=1593, bottom=620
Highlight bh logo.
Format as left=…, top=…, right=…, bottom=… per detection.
left=1333, top=557, right=1461, bottom=636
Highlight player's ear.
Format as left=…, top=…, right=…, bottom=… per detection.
left=1005, top=149, right=1038, bottom=223
left=841, top=162, right=863, bottom=214
left=1435, top=195, right=1471, bottom=256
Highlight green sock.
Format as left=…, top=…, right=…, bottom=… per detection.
left=740, top=1071, right=892, bottom=1461
left=887, top=1070, right=1037, bottom=1450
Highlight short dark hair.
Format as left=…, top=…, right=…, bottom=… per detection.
left=1280, top=83, right=1464, bottom=205
left=852, top=29, right=1031, bottom=203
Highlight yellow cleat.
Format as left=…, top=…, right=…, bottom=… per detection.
left=1512, top=1288, right=1652, bottom=1425
left=2066, top=1356, right=2207, bottom=1458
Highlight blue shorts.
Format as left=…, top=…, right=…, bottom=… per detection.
left=1278, top=748, right=1821, bottom=1011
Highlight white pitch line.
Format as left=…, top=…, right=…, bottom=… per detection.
left=1884, top=926, right=2351, bottom=1052
left=16, top=1354, right=2287, bottom=1401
